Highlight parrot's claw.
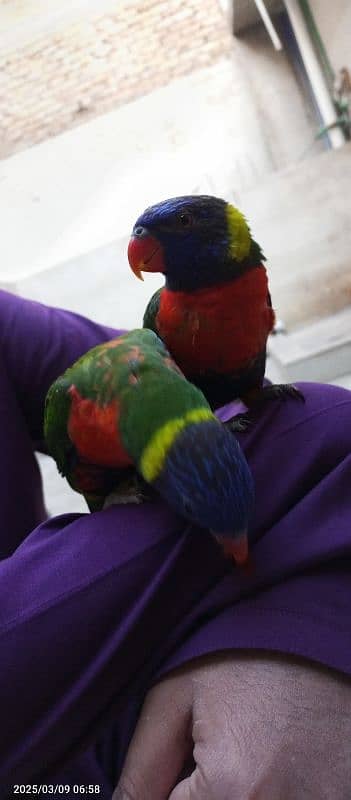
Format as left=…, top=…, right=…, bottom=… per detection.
left=224, top=414, right=251, bottom=433
left=226, top=384, right=304, bottom=433
left=259, top=383, right=305, bottom=403
left=103, top=480, right=146, bottom=508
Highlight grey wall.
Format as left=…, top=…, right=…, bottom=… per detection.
left=313, top=0, right=351, bottom=69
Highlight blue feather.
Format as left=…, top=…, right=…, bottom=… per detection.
left=154, top=420, right=254, bottom=540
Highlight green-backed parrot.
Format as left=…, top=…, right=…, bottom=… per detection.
left=44, top=329, right=255, bottom=565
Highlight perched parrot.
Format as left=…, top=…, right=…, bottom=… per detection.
left=128, top=195, right=303, bottom=421
left=44, top=329, right=255, bottom=565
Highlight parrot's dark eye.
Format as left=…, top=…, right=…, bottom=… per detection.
left=133, top=225, right=147, bottom=238
left=178, top=212, right=194, bottom=228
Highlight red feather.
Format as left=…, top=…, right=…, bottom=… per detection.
left=156, top=266, right=275, bottom=376
left=68, top=385, right=133, bottom=468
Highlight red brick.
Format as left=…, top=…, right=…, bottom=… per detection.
left=0, top=0, right=232, bottom=159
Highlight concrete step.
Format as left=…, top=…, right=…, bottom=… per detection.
left=268, top=306, right=351, bottom=382
left=233, top=143, right=351, bottom=329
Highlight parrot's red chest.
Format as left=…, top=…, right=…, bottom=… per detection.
left=68, top=385, right=133, bottom=468
left=156, top=266, right=275, bottom=375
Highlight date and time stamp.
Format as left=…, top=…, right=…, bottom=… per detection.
left=12, top=787, right=102, bottom=796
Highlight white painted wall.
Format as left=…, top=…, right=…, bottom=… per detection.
left=0, top=0, right=121, bottom=51
left=312, top=0, right=351, bottom=70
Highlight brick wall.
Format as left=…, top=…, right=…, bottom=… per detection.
left=0, top=0, right=232, bottom=159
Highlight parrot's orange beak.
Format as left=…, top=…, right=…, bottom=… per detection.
left=128, top=232, right=165, bottom=281
left=213, top=530, right=249, bottom=567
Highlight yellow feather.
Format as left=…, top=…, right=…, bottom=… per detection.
left=140, top=407, right=215, bottom=482
left=226, top=204, right=251, bottom=261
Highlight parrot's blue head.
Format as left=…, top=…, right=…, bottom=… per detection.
left=154, top=419, right=255, bottom=565
left=128, top=195, right=264, bottom=291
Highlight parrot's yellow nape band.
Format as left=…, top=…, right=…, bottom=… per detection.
left=140, top=407, right=215, bottom=483
left=226, top=204, right=251, bottom=262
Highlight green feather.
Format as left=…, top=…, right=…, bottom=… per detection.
left=248, top=236, right=266, bottom=266
left=108, top=329, right=210, bottom=463
left=143, top=287, right=162, bottom=332
left=44, top=329, right=212, bottom=501
left=44, top=377, right=75, bottom=478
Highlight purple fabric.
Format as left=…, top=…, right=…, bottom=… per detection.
left=0, top=289, right=350, bottom=796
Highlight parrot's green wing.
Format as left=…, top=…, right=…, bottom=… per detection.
left=143, top=287, right=162, bottom=333
left=44, top=377, right=74, bottom=479
left=44, top=360, right=139, bottom=511
left=43, top=328, right=214, bottom=514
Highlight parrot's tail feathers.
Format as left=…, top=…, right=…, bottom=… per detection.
left=212, top=531, right=250, bottom=569
left=239, top=553, right=255, bottom=576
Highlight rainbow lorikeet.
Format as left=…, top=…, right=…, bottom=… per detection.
left=44, top=329, right=255, bottom=565
left=128, top=195, right=303, bottom=421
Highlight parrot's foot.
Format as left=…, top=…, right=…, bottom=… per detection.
left=224, top=414, right=251, bottom=433
left=241, top=382, right=304, bottom=410
left=103, top=479, right=147, bottom=509
left=225, top=384, right=304, bottom=433
left=255, top=383, right=304, bottom=404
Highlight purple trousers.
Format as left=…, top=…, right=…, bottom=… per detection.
left=0, top=290, right=350, bottom=797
